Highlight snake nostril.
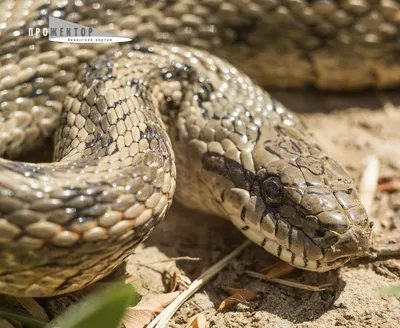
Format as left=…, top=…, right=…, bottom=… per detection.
left=312, top=230, right=339, bottom=248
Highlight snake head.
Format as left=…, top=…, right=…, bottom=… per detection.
left=266, top=154, right=371, bottom=271
left=223, top=152, right=371, bottom=272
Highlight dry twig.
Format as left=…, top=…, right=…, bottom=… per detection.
left=246, top=270, right=332, bottom=292
left=147, top=240, right=251, bottom=328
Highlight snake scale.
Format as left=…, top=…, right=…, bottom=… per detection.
left=2, top=0, right=394, bottom=297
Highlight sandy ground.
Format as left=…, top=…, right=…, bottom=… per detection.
left=125, top=89, right=400, bottom=327
left=15, top=90, right=400, bottom=327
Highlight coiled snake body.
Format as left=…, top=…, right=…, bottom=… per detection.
left=1, top=0, right=389, bottom=296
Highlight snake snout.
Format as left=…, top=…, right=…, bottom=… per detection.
left=300, top=191, right=371, bottom=270
left=323, top=223, right=371, bottom=263
left=319, top=202, right=371, bottom=261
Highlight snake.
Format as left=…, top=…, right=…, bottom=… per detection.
left=2, top=0, right=392, bottom=297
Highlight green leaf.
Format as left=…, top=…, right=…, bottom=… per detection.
left=0, top=307, right=47, bottom=328
left=374, top=284, right=400, bottom=298
left=129, top=289, right=142, bottom=307
left=46, top=283, right=137, bottom=328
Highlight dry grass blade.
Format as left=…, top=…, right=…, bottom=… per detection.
left=218, top=287, right=257, bottom=310
left=185, top=313, right=207, bottom=328
left=123, top=291, right=181, bottom=328
left=373, top=242, right=400, bottom=257
left=246, top=270, right=332, bottom=292
left=358, top=155, right=380, bottom=215
left=147, top=240, right=252, bottom=328
left=17, top=297, right=49, bottom=322
left=145, top=257, right=201, bottom=265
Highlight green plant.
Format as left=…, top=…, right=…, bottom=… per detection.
left=0, top=283, right=140, bottom=328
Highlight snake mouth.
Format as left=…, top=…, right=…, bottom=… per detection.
left=244, top=227, right=357, bottom=272
left=229, top=210, right=370, bottom=272
left=241, top=225, right=352, bottom=272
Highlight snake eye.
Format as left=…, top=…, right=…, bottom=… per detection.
left=261, top=176, right=282, bottom=203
